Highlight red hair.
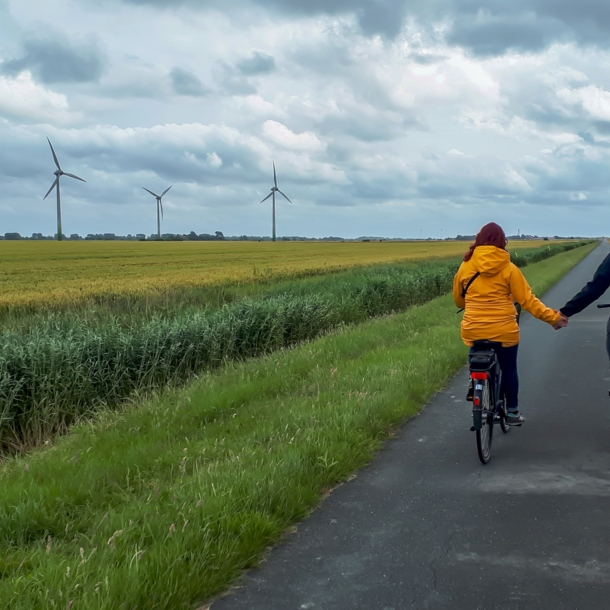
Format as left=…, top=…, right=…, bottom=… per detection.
left=463, top=222, right=507, bottom=262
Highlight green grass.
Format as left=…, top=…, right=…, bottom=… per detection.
left=0, top=241, right=596, bottom=609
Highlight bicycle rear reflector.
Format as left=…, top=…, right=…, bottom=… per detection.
left=470, top=372, right=487, bottom=380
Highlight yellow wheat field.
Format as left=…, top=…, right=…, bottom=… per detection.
left=0, top=239, right=556, bottom=309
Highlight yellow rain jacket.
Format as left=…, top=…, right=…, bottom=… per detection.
left=453, top=245, right=560, bottom=347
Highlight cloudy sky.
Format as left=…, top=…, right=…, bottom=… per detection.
left=1, top=0, right=610, bottom=238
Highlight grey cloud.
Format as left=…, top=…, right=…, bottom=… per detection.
left=524, top=152, right=610, bottom=195
left=442, top=0, right=610, bottom=55
left=357, top=0, right=406, bottom=38
left=236, top=51, right=276, bottom=75
left=66, top=131, right=261, bottom=188
left=3, top=33, right=106, bottom=83
left=0, top=136, right=48, bottom=180
left=113, top=0, right=610, bottom=49
left=213, top=61, right=257, bottom=95
left=252, top=0, right=408, bottom=38
left=317, top=110, right=424, bottom=143
left=591, top=121, right=610, bottom=136
left=410, top=53, right=447, bottom=65
left=446, top=13, right=565, bottom=56
left=104, top=81, right=165, bottom=99
left=170, top=67, right=211, bottom=96
left=98, top=55, right=168, bottom=99
left=0, top=0, right=21, bottom=47
left=119, top=0, right=408, bottom=38
left=290, top=38, right=355, bottom=74
left=535, top=0, right=610, bottom=38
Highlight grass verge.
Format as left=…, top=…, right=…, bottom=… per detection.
left=0, top=241, right=597, bottom=609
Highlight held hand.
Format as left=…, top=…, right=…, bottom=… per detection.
left=553, top=313, right=569, bottom=330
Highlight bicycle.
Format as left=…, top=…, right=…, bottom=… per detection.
left=467, top=340, right=511, bottom=464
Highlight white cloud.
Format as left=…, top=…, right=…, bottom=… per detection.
left=504, top=169, right=531, bottom=191
left=261, top=120, right=326, bottom=153
left=0, top=71, right=74, bottom=123
left=206, top=152, right=222, bottom=168
left=559, top=84, right=610, bottom=121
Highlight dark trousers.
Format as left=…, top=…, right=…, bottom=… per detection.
left=470, top=343, right=520, bottom=411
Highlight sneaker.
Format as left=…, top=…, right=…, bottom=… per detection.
left=505, top=411, right=525, bottom=426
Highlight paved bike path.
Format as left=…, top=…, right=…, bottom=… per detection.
left=213, top=242, right=610, bottom=610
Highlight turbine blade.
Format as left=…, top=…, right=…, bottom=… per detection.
left=47, top=138, right=61, bottom=171
left=142, top=187, right=159, bottom=198
left=43, top=178, right=59, bottom=200
left=273, top=161, right=277, bottom=188
left=159, top=199, right=164, bottom=219
left=63, top=172, right=86, bottom=183
left=260, top=192, right=273, bottom=203
left=161, top=185, right=172, bottom=197
left=278, top=190, right=292, bottom=203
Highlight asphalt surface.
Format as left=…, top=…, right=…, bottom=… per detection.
left=212, top=242, right=610, bottom=610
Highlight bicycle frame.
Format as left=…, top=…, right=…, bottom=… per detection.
left=468, top=343, right=502, bottom=430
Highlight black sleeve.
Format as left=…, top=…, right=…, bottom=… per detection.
left=560, top=253, right=610, bottom=317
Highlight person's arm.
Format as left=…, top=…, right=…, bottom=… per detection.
left=453, top=267, right=465, bottom=310
left=560, top=253, right=610, bottom=317
left=509, top=265, right=560, bottom=325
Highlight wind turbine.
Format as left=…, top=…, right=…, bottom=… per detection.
left=43, top=138, right=86, bottom=241
left=260, top=162, right=291, bottom=242
left=142, top=185, right=172, bottom=239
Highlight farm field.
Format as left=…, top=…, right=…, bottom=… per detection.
left=0, top=239, right=557, bottom=309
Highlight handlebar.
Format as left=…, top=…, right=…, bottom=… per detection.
left=597, top=304, right=610, bottom=308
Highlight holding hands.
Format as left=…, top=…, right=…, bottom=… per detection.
left=553, top=312, right=569, bottom=330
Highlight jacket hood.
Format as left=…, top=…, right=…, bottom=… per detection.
left=470, top=245, right=510, bottom=276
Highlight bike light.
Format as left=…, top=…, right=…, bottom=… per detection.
left=471, top=372, right=487, bottom=380
left=473, top=397, right=480, bottom=406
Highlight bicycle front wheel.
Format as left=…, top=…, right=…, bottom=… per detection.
left=474, top=381, right=493, bottom=464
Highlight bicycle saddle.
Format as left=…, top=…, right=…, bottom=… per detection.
left=471, top=340, right=502, bottom=351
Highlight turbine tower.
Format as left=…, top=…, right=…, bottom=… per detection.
left=43, top=138, right=86, bottom=241
left=142, top=185, right=172, bottom=239
left=260, top=162, right=291, bottom=242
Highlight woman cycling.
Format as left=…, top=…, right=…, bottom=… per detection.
left=453, top=222, right=563, bottom=425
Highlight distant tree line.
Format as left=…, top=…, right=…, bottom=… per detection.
left=455, top=234, right=580, bottom=241
left=0, top=232, right=588, bottom=242
left=2, top=231, right=226, bottom=241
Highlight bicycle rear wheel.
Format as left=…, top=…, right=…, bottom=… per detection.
left=474, top=381, right=493, bottom=464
